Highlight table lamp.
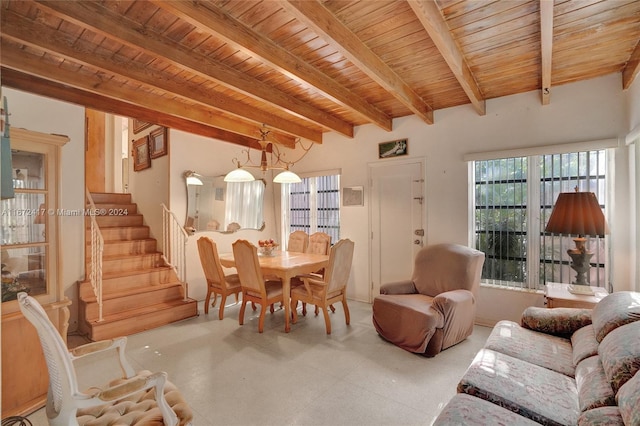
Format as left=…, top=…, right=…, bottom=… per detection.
left=544, top=190, right=608, bottom=295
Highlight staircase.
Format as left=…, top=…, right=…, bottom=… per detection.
left=78, top=192, right=198, bottom=341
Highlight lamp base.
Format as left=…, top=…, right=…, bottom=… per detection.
left=567, top=284, right=595, bottom=295
left=567, top=237, right=594, bottom=287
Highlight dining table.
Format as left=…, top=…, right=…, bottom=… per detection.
left=218, top=250, right=329, bottom=332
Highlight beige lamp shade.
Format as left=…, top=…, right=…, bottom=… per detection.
left=545, top=192, right=608, bottom=237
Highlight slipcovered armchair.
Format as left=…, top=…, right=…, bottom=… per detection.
left=372, top=243, right=485, bottom=357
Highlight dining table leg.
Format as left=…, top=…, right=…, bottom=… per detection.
left=282, top=272, right=292, bottom=333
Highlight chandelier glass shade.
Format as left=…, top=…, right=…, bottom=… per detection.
left=224, top=167, right=256, bottom=182
left=224, top=126, right=307, bottom=184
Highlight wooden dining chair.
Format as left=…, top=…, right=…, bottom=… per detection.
left=287, top=230, right=309, bottom=253
left=295, top=231, right=332, bottom=315
left=306, top=232, right=331, bottom=256
left=197, top=236, right=242, bottom=320
left=233, top=239, right=285, bottom=333
left=268, top=230, right=309, bottom=310
left=290, top=239, right=355, bottom=334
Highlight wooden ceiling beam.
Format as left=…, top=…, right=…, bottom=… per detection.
left=0, top=68, right=264, bottom=149
left=151, top=0, right=392, bottom=132
left=33, top=0, right=351, bottom=139
left=0, top=42, right=296, bottom=147
left=539, top=0, right=554, bottom=105
left=0, top=9, right=318, bottom=144
left=407, top=0, right=485, bottom=115
left=623, top=39, right=640, bottom=90
left=280, top=0, right=434, bottom=125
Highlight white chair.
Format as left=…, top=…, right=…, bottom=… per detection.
left=17, top=292, right=193, bottom=426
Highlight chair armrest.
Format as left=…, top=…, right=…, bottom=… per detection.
left=520, top=306, right=592, bottom=337
left=431, top=289, right=475, bottom=316
left=91, top=371, right=179, bottom=426
left=380, top=280, right=417, bottom=295
left=70, top=336, right=136, bottom=378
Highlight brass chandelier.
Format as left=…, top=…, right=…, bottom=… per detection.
left=224, top=126, right=312, bottom=184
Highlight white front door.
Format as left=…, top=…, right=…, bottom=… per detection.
left=369, top=159, right=425, bottom=301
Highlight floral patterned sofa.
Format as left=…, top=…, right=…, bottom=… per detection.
left=434, top=291, right=640, bottom=426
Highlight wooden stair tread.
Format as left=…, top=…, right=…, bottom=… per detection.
left=99, top=265, right=174, bottom=279
left=83, top=192, right=196, bottom=340
left=100, top=252, right=162, bottom=261
left=80, top=282, right=183, bottom=303
left=85, top=298, right=197, bottom=324
left=100, top=238, right=156, bottom=245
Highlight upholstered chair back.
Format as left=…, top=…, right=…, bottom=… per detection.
left=288, top=231, right=309, bottom=252
left=324, top=239, right=355, bottom=294
left=306, top=232, right=331, bottom=255
left=197, top=236, right=226, bottom=289
left=412, top=243, right=485, bottom=298
left=233, top=239, right=266, bottom=297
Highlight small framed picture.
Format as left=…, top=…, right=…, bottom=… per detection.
left=378, top=138, right=408, bottom=159
left=132, top=118, right=152, bottom=134
left=149, top=127, right=168, bottom=159
left=343, top=186, right=364, bottom=206
left=132, top=136, right=151, bottom=171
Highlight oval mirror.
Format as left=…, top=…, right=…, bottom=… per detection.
left=184, top=171, right=265, bottom=233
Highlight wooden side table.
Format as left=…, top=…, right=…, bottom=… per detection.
left=545, top=282, right=608, bottom=309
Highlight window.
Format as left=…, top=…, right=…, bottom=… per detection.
left=282, top=172, right=340, bottom=245
left=473, top=150, right=608, bottom=290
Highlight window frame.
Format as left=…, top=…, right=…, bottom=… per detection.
left=467, top=142, right=615, bottom=291
left=281, top=169, right=341, bottom=247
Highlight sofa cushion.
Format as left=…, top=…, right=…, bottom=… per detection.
left=571, top=325, right=599, bottom=366
left=433, top=394, right=539, bottom=426
left=617, top=368, right=640, bottom=426
left=591, top=291, right=640, bottom=342
left=577, top=407, right=624, bottom=426
left=484, top=320, right=575, bottom=377
left=575, top=355, right=615, bottom=412
left=458, top=349, right=579, bottom=426
left=372, top=294, right=443, bottom=353
left=598, top=321, right=640, bottom=393
left=521, top=306, right=592, bottom=337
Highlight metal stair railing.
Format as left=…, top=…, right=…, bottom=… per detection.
left=86, top=189, right=104, bottom=322
left=162, top=203, right=189, bottom=301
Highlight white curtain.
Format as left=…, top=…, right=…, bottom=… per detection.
left=225, top=180, right=264, bottom=230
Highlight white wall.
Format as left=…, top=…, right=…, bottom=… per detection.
left=3, top=87, right=86, bottom=331
left=626, top=76, right=640, bottom=291
left=168, top=129, right=279, bottom=302
left=127, top=126, right=170, bottom=247
left=290, top=73, right=630, bottom=324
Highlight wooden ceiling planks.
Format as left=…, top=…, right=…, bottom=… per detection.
left=0, top=0, right=638, bottom=148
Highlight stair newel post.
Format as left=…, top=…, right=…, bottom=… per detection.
left=161, top=204, right=189, bottom=302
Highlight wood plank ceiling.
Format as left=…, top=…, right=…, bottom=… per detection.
left=1, top=0, right=639, bottom=148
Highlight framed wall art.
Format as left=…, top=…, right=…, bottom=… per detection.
left=132, top=118, right=152, bottom=134
left=149, top=126, right=168, bottom=159
left=378, top=138, right=408, bottom=159
left=132, top=136, right=151, bottom=171
left=343, top=186, right=364, bottom=206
